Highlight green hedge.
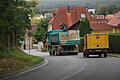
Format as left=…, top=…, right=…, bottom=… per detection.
left=109, top=33, right=120, bottom=36
left=109, top=33, right=120, bottom=54
left=79, top=37, right=84, bottom=52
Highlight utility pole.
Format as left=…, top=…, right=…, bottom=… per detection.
left=28, top=14, right=32, bottom=55
left=28, top=31, right=32, bottom=55
left=29, top=33, right=30, bottom=55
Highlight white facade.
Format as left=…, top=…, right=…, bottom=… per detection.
left=88, top=9, right=96, bottom=14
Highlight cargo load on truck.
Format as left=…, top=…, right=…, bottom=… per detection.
left=83, top=33, right=109, bottom=58
left=48, top=30, right=80, bottom=56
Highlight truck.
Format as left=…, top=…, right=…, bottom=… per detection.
left=48, top=30, right=80, bottom=56
left=83, top=33, right=109, bottom=58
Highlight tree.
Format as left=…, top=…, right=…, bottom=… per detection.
left=32, top=8, right=56, bottom=15
left=34, top=19, right=49, bottom=44
left=0, top=0, right=16, bottom=51
left=0, top=0, right=39, bottom=52
left=96, top=4, right=120, bottom=15
left=31, top=17, right=41, bottom=24
left=80, top=19, right=91, bottom=37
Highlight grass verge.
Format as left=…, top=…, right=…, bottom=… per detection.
left=0, top=47, right=44, bottom=76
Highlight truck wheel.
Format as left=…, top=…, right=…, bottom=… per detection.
left=75, top=52, right=78, bottom=55
left=55, top=50, right=57, bottom=56
left=99, top=54, right=101, bottom=57
left=49, top=50, right=52, bottom=55
left=83, top=52, right=86, bottom=57
left=87, top=54, right=89, bottom=58
left=104, top=53, right=107, bottom=57
left=52, top=50, right=55, bottom=56
left=83, top=53, right=86, bottom=57
left=48, top=48, right=52, bottom=55
left=49, top=52, right=52, bottom=55
left=56, top=50, right=60, bottom=56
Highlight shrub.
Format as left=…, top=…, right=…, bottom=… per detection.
left=108, top=33, right=120, bottom=54
left=41, top=48, right=48, bottom=52
left=79, top=37, right=84, bottom=52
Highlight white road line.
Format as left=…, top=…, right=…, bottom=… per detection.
left=61, top=59, right=87, bottom=80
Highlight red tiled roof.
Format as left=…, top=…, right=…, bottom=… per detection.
left=106, top=14, right=115, bottom=19
left=90, top=19, right=113, bottom=30
left=107, top=11, right=120, bottom=27
left=49, top=6, right=92, bottom=30
left=94, top=15, right=105, bottom=19
left=49, top=6, right=113, bottom=31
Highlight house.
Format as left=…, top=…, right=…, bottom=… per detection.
left=107, top=11, right=120, bottom=33
left=48, top=6, right=92, bottom=31
left=34, top=14, right=44, bottom=19
left=48, top=6, right=115, bottom=34
left=94, top=15, right=105, bottom=19
left=23, top=14, right=44, bottom=50
left=24, top=24, right=38, bottom=50
left=44, top=13, right=53, bottom=18
left=88, top=9, right=96, bottom=15
left=90, top=19, right=113, bottom=33
left=106, top=14, right=115, bottom=21
left=24, top=30, right=33, bottom=50
left=31, top=14, right=44, bottom=24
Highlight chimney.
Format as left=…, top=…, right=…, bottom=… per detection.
left=67, top=5, right=71, bottom=13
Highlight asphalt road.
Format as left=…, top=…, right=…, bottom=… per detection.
left=8, top=49, right=120, bottom=80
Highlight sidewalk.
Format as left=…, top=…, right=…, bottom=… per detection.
left=23, top=49, right=49, bottom=57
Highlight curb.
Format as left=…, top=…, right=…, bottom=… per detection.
left=0, top=58, right=48, bottom=80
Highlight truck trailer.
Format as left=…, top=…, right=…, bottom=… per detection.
left=83, top=33, right=109, bottom=58
left=48, top=30, right=80, bottom=56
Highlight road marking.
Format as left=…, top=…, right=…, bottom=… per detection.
left=61, top=59, right=87, bottom=80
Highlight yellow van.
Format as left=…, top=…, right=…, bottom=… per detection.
left=83, top=33, right=109, bottom=58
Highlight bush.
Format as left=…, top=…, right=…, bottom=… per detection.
left=108, top=33, right=120, bottom=54
left=41, top=48, right=48, bottom=52
left=109, top=33, right=120, bottom=36
left=79, top=37, right=84, bottom=52
left=80, top=37, right=84, bottom=46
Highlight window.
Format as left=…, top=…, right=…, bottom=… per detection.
left=60, top=23, right=67, bottom=30
left=80, top=14, right=86, bottom=18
